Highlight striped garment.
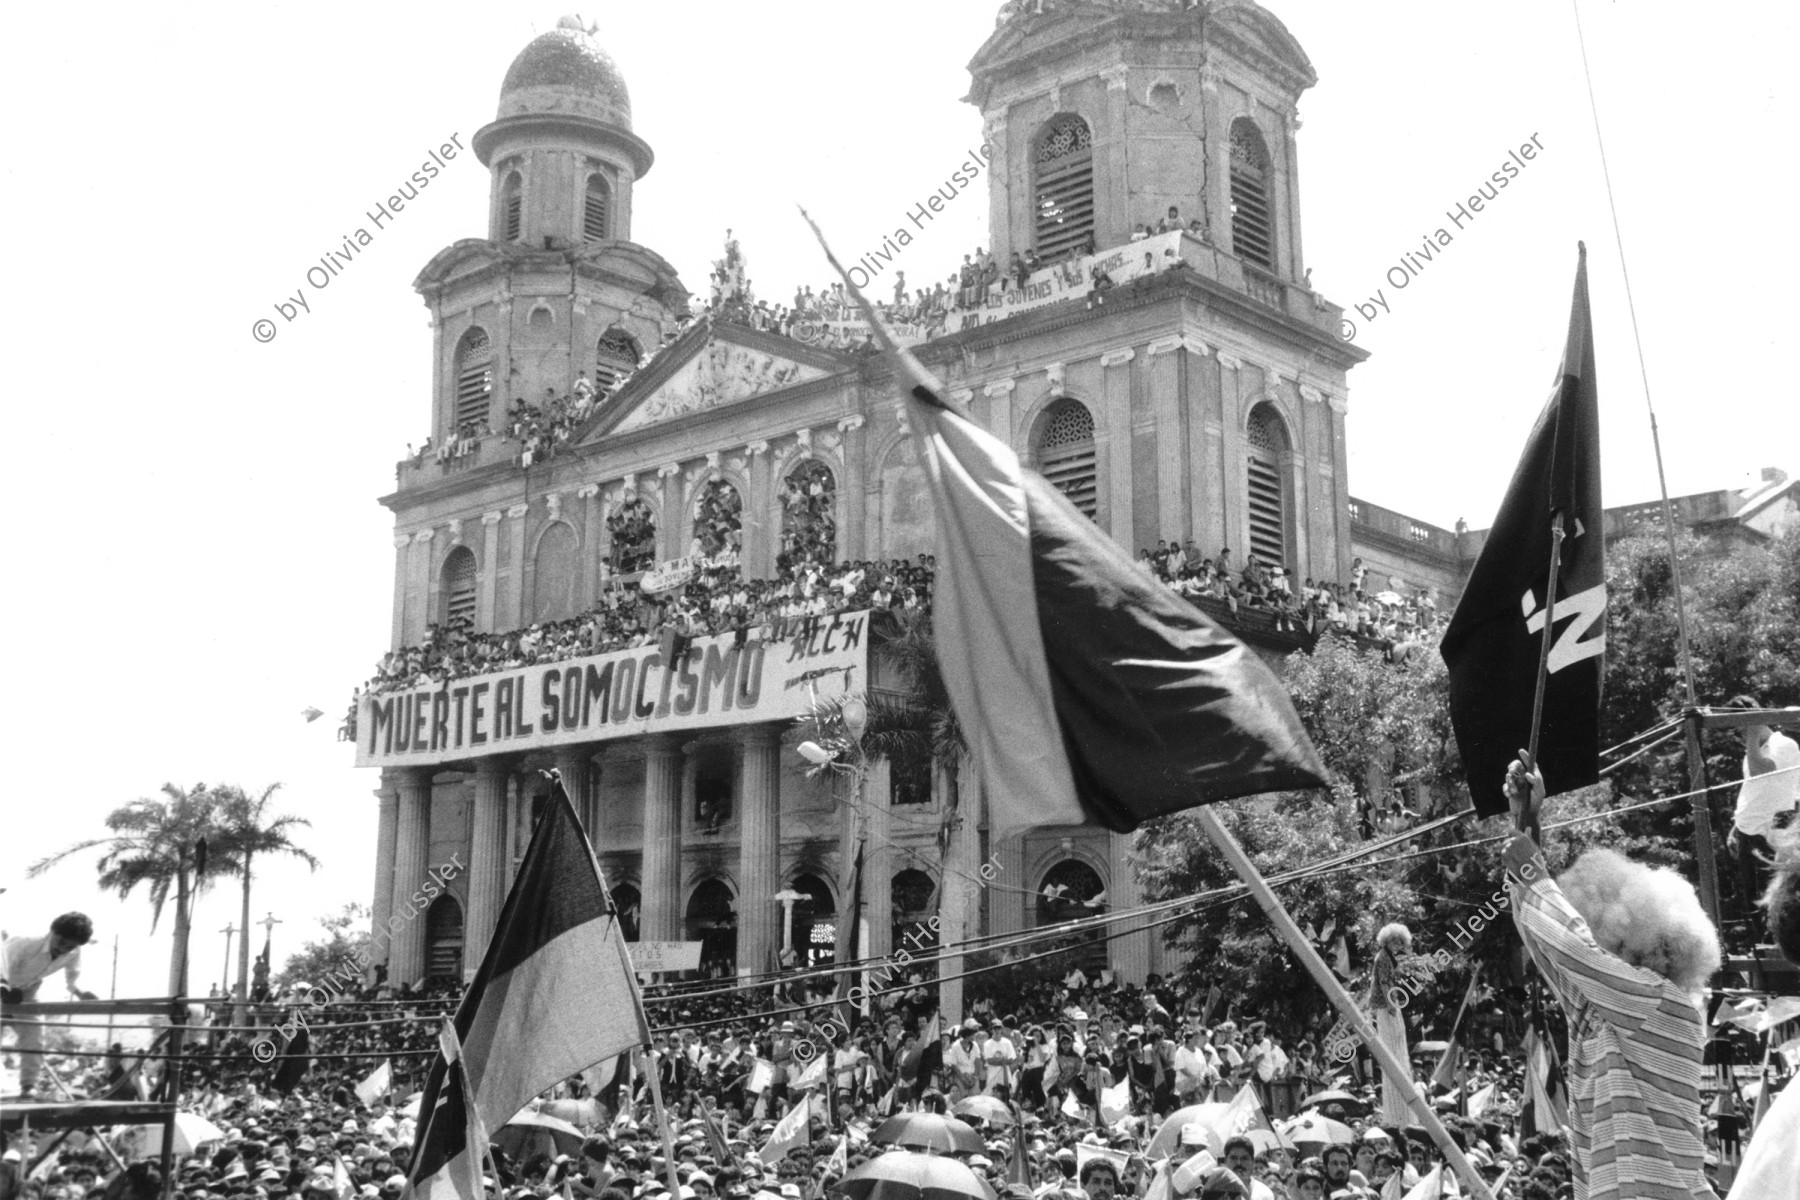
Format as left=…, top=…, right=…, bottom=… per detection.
left=1503, top=835, right=1716, bottom=1200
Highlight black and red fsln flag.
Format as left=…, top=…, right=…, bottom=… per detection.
left=1441, top=245, right=1605, bottom=816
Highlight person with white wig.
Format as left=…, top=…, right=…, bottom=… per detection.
left=1504, top=750, right=1720, bottom=1200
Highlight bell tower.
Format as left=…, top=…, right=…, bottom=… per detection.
left=966, top=0, right=1316, bottom=282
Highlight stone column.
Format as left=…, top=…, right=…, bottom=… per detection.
left=937, top=761, right=982, bottom=1026
left=746, top=441, right=772, bottom=575
left=504, top=503, right=529, bottom=627
left=466, top=756, right=513, bottom=967
left=478, top=511, right=502, bottom=631
left=387, top=768, right=433, bottom=988
left=370, top=785, right=399, bottom=973
left=390, top=536, right=411, bottom=648
left=737, top=724, right=784, bottom=977
left=988, top=832, right=1027, bottom=938
left=410, top=529, right=436, bottom=642
left=861, top=759, right=894, bottom=963
left=1108, top=830, right=1154, bottom=984
left=578, top=484, right=602, bottom=611
left=641, top=735, right=684, bottom=943
left=556, top=746, right=598, bottom=842
left=1216, top=352, right=1247, bottom=557
left=1100, top=347, right=1136, bottom=545
left=1147, top=337, right=1188, bottom=543
left=837, top=416, right=867, bottom=561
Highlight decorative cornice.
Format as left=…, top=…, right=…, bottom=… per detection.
left=1100, top=347, right=1136, bottom=368
left=983, top=378, right=1016, bottom=396
left=445, top=518, right=462, bottom=544
left=621, top=473, right=639, bottom=494
left=482, top=510, right=503, bottom=525
left=411, top=529, right=435, bottom=544
left=1182, top=335, right=1213, bottom=357
left=745, top=440, right=769, bottom=457
left=1045, top=362, right=1066, bottom=388
left=705, top=450, right=721, bottom=470
left=793, top=428, right=812, bottom=452
left=393, top=534, right=412, bottom=549
left=949, top=388, right=975, bottom=405
left=1101, top=64, right=1130, bottom=91
left=1147, top=336, right=1183, bottom=357
left=1299, top=385, right=1324, bottom=405
left=836, top=415, right=865, bottom=432
left=506, top=503, right=529, bottom=519
left=545, top=494, right=562, bottom=520
left=576, top=483, right=601, bottom=499
left=1328, top=395, right=1349, bottom=415
left=1216, top=351, right=1244, bottom=371
left=657, top=462, right=682, bottom=478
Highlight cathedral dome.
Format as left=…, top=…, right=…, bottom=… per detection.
left=498, top=16, right=632, bottom=129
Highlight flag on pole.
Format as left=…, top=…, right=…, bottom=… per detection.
left=1099, top=1074, right=1132, bottom=1128
left=1441, top=245, right=1604, bottom=816
left=1009, top=1106, right=1032, bottom=1190
left=747, top=1058, right=776, bottom=1095
left=405, top=1025, right=490, bottom=1200
left=797, top=209, right=1325, bottom=842
left=331, top=1155, right=358, bottom=1200
left=356, top=1060, right=393, bottom=1108
left=761, top=1099, right=812, bottom=1164
left=699, top=1097, right=734, bottom=1166
left=1521, top=1019, right=1569, bottom=1140
left=1466, top=1082, right=1496, bottom=1121
left=404, top=782, right=649, bottom=1200
left=1400, top=1165, right=1444, bottom=1200
left=1431, top=969, right=1483, bottom=1092
left=791, top=1051, right=828, bottom=1092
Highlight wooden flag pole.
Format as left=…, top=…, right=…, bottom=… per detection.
left=1525, top=513, right=1567, bottom=773
left=644, top=1047, right=686, bottom=1200
left=1191, top=806, right=1495, bottom=1200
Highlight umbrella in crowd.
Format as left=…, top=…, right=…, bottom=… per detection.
left=1299, top=1088, right=1369, bottom=1118
left=492, top=1109, right=585, bottom=1160
left=870, top=1113, right=984, bottom=1155
left=834, top=1150, right=998, bottom=1200
left=1145, top=1103, right=1226, bottom=1158
left=1280, top=1112, right=1354, bottom=1153
left=949, top=1096, right=1016, bottom=1127
left=118, top=1112, right=226, bottom=1156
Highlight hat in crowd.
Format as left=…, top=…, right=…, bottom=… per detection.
left=257, top=1171, right=282, bottom=1184
left=780, top=1186, right=802, bottom=1200
left=1178, top=1123, right=1211, bottom=1148
left=384, top=1175, right=408, bottom=1192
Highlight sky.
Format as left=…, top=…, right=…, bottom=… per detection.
left=1, top=0, right=1793, bottom=1016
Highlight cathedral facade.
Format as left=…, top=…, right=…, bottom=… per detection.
left=362, top=2, right=1368, bottom=1008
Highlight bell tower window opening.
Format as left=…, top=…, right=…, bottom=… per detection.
left=501, top=171, right=523, bottom=242
left=1033, top=116, right=1095, bottom=261
left=439, top=546, right=478, bottom=630
left=583, top=174, right=610, bottom=243
left=1245, top=403, right=1290, bottom=572
left=1036, top=399, right=1098, bottom=519
left=595, top=328, right=641, bottom=392
left=1229, top=120, right=1275, bottom=270
left=454, top=328, right=493, bottom=430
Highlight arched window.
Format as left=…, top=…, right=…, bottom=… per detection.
left=424, top=895, right=465, bottom=983
left=595, top=327, right=641, bottom=392
left=1036, top=859, right=1108, bottom=973
left=1229, top=119, right=1275, bottom=270
left=532, top=522, right=579, bottom=623
left=607, top=496, right=657, bottom=573
left=583, top=174, right=611, bottom=242
left=692, top=478, right=743, bottom=558
left=611, top=883, right=641, bottom=942
left=1036, top=399, right=1098, bottom=518
left=501, top=171, right=523, bottom=242
left=1034, top=116, right=1095, bottom=259
left=892, top=868, right=938, bottom=951
left=1245, top=403, right=1291, bottom=572
left=686, top=879, right=737, bottom=978
left=439, top=545, right=477, bottom=629
left=780, top=460, right=837, bottom=567
left=454, top=328, right=493, bottom=430
left=789, top=872, right=837, bottom=966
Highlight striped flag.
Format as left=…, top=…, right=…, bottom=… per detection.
left=761, top=1098, right=812, bottom=1164
left=699, top=1097, right=734, bottom=1165
left=1521, top=1019, right=1568, bottom=1140
left=403, top=783, right=649, bottom=1200
left=799, top=210, right=1326, bottom=841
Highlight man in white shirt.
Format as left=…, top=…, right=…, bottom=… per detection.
left=1172, top=1026, right=1216, bottom=1102
left=946, top=1019, right=984, bottom=1100
left=981, top=1018, right=1019, bottom=1095
left=3, top=913, right=97, bottom=1098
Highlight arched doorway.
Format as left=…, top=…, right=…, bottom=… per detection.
left=1036, top=859, right=1108, bottom=974
left=611, top=883, right=641, bottom=942
left=788, top=872, right=837, bottom=967
left=424, top=895, right=465, bottom=983
left=891, top=868, right=939, bottom=953
left=686, top=879, right=737, bottom=978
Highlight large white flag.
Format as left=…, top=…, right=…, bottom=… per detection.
left=761, top=1099, right=812, bottom=1163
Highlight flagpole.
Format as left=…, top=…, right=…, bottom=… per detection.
left=1190, top=806, right=1495, bottom=1200
left=644, top=1046, right=686, bottom=1200
left=1525, top=512, right=1566, bottom=793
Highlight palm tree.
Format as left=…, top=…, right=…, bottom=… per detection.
left=212, top=783, right=317, bottom=1011
left=29, top=784, right=238, bottom=995
left=859, top=607, right=968, bottom=792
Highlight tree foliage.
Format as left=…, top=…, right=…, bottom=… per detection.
left=275, top=903, right=373, bottom=992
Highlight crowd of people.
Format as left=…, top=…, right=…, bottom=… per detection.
left=1137, top=545, right=1444, bottom=654
left=4, top=937, right=1759, bottom=1200
left=352, top=556, right=936, bottom=706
